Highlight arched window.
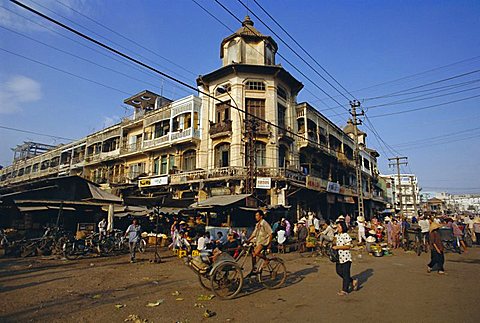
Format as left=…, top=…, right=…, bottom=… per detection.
left=255, top=142, right=266, bottom=167
left=215, top=143, right=230, bottom=168
left=183, top=150, right=196, bottom=171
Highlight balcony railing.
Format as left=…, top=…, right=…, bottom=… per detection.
left=209, top=121, right=232, bottom=137
left=120, top=142, right=142, bottom=154
left=169, top=166, right=306, bottom=185
left=143, top=134, right=169, bottom=149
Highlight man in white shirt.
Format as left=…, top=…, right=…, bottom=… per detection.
left=318, top=220, right=336, bottom=245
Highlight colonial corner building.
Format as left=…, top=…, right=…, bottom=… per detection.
left=0, top=17, right=386, bottom=220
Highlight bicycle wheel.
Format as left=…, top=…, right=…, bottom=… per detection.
left=210, top=262, right=243, bottom=299
left=258, top=257, right=287, bottom=289
left=63, top=242, right=80, bottom=260
left=198, top=273, right=212, bottom=291
left=139, top=239, right=147, bottom=253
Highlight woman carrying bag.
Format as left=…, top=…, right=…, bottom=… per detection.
left=333, top=221, right=358, bottom=296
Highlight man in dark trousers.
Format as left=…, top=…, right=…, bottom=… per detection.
left=427, top=222, right=445, bottom=275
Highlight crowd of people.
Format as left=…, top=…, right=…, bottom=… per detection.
left=119, top=209, right=479, bottom=296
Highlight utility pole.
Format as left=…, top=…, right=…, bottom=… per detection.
left=411, top=177, right=419, bottom=216
left=388, top=156, right=408, bottom=215
left=349, top=100, right=365, bottom=219
left=245, top=117, right=257, bottom=194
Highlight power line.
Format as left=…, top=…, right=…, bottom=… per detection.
left=368, top=93, right=480, bottom=119
left=365, top=84, right=480, bottom=110
left=322, top=69, right=480, bottom=116
left=237, top=0, right=353, bottom=101
left=0, top=5, right=191, bottom=97
left=0, top=125, right=75, bottom=141
left=27, top=0, right=193, bottom=83
left=53, top=0, right=198, bottom=78
left=9, top=0, right=350, bottom=159
left=251, top=0, right=356, bottom=100
left=0, top=24, right=192, bottom=97
left=392, top=133, right=480, bottom=151
left=391, top=126, right=480, bottom=148
left=309, top=54, right=480, bottom=105
left=0, top=47, right=131, bottom=95
left=213, top=0, right=350, bottom=114
left=364, top=78, right=480, bottom=101
left=192, top=0, right=349, bottom=124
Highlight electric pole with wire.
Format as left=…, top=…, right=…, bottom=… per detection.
left=350, top=100, right=365, bottom=219
left=388, top=156, right=408, bottom=215
left=245, top=117, right=257, bottom=194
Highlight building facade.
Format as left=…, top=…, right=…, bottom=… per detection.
left=0, top=17, right=386, bottom=220
left=380, top=174, right=420, bottom=216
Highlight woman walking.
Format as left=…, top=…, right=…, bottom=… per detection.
left=333, top=221, right=358, bottom=296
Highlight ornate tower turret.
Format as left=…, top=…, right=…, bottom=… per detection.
left=220, top=16, right=278, bottom=66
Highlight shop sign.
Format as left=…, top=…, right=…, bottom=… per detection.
left=305, top=175, right=323, bottom=191
left=138, top=175, right=169, bottom=188
left=256, top=177, right=271, bottom=189
left=326, top=181, right=341, bottom=193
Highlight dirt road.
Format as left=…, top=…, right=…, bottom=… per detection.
left=0, top=247, right=478, bottom=322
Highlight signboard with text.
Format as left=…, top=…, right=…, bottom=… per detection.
left=326, top=181, right=341, bottom=193
left=306, top=176, right=323, bottom=191
left=138, top=176, right=169, bottom=188
left=256, top=177, right=272, bottom=189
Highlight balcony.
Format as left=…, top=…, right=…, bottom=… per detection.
left=209, top=120, right=232, bottom=138
left=120, top=142, right=142, bottom=155
left=169, top=166, right=306, bottom=185
left=143, top=135, right=169, bottom=150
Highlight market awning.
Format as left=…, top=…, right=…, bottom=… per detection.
left=190, top=194, right=250, bottom=208
left=157, top=207, right=183, bottom=215
left=86, top=183, right=123, bottom=203
left=17, top=206, right=49, bottom=212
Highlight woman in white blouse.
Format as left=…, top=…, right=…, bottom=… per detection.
left=333, top=221, right=358, bottom=296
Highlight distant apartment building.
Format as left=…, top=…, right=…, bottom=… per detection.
left=380, top=174, right=420, bottom=216
left=435, top=192, right=480, bottom=213
left=0, top=16, right=386, bottom=219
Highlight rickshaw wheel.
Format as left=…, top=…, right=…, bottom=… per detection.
left=210, top=262, right=243, bottom=299
left=258, top=258, right=287, bottom=289
left=198, top=273, right=212, bottom=291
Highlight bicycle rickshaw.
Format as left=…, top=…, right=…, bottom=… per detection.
left=438, top=226, right=462, bottom=254
left=403, top=227, right=425, bottom=256
left=186, top=243, right=287, bottom=299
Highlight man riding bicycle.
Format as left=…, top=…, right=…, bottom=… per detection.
left=247, top=210, right=272, bottom=271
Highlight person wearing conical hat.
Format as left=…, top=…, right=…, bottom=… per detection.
left=357, top=216, right=367, bottom=245
left=427, top=222, right=445, bottom=275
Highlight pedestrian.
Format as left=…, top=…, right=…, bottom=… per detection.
left=385, top=217, right=393, bottom=247
left=197, top=231, right=207, bottom=251
left=345, top=214, right=351, bottom=230
left=284, top=218, right=291, bottom=237
left=473, top=217, right=480, bottom=245
left=448, top=218, right=467, bottom=252
left=318, top=220, right=335, bottom=246
left=357, top=216, right=367, bottom=245
left=418, top=216, right=430, bottom=249
left=333, top=221, right=358, bottom=296
left=297, top=219, right=308, bottom=253
left=125, top=218, right=141, bottom=263
left=392, top=219, right=401, bottom=249
left=427, top=222, right=445, bottom=275
left=98, top=218, right=107, bottom=239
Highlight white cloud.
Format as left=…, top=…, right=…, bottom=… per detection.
left=0, top=0, right=91, bottom=33
left=0, top=75, right=42, bottom=114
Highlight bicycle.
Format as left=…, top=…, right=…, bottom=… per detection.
left=186, top=242, right=287, bottom=300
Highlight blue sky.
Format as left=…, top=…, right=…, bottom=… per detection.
left=0, top=0, right=479, bottom=193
